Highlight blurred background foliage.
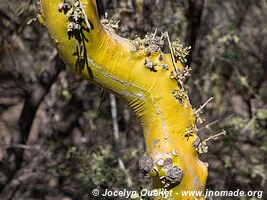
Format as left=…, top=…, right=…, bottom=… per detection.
left=0, top=0, right=266, bottom=199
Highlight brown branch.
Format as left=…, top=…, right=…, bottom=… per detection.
left=185, top=0, right=204, bottom=65
left=96, top=0, right=105, bottom=17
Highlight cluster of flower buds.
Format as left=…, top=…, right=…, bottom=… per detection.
left=58, top=0, right=84, bottom=33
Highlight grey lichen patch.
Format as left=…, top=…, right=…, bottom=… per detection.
left=164, top=158, right=173, bottom=166
left=144, top=59, right=158, bottom=72
left=156, top=158, right=165, bottom=167
left=172, top=149, right=178, bottom=157
left=153, top=139, right=160, bottom=147
left=139, top=154, right=154, bottom=175
left=166, top=166, right=183, bottom=183
left=161, top=165, right=183, bottom=188
left=151, top=154, right=184, bottom=187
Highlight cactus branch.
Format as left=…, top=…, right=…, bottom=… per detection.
left=38, top=0, right=208, bottom=199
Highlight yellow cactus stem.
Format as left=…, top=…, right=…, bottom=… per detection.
left=38, top=0, right=208, bottom=199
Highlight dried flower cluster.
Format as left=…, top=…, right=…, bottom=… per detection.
left=123, top=27, right=224, bottom=155
left=172, top=39, right=191, bottom=63
left=101, top=13, right=120, bottom=30
left=58, top=0, right=85, bottom=33
left=172, top=87, right=188, bottom=104
left=132, top=32, right=165, bottom=55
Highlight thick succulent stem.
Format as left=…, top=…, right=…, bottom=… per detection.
left=39, top=0, right=208, bottom=199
